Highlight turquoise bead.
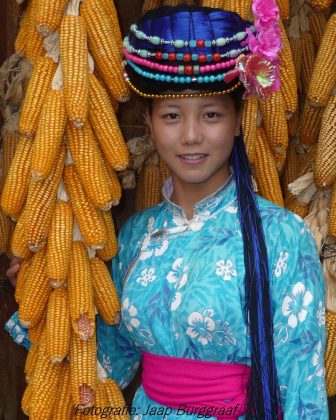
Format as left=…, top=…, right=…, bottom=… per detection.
left=206, top=54, right=212, bottom=62
left=198, top=76, right=204, bottom=83
left=151, top=36, right=161, bottom=45
left=192, top=54, right=198, bottom=61
left=236, top=32, right=246, bottom=41
left=186, top=77, right=192, bottom=83
left=160, top=75, right=166, bottom=82
left=179, top=77, right=186, bottom=83
left=204, top=76, right=210, bottom=83
left=209, top=75, right=216, bottom=83
left=173, top=76, right=179, bottom=83
left=139, top=50, right=148, bottom=58
left=162, top=53, right=169, bottom=60
left=178, top=66, right=184, bottom=75
left=176, top=53, right=184, bottom=61
left=189, top=40, right=197, bottom=48
left=174, top=40, right=185, bottom=48
left=216, top=37, right=227, bottom=46
left=166, top=75, right=172, bottom=82
left=205, top=40, right=212, bottom=48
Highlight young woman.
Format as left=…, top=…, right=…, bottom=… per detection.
left=7, top=4, right=328, bottom=419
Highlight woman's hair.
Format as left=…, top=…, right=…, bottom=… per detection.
left=230, top=85, right=281, bottom=418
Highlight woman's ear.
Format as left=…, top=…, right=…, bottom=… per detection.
left=234, top=110, right=243, bottom=137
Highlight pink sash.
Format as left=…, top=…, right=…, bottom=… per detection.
left=141, top=352, right=251, bottom=419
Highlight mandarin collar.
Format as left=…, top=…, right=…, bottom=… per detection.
left=162, top=173, right=236, bottom=218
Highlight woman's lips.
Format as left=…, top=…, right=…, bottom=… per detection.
left=178, top=153, right=208, bottom=164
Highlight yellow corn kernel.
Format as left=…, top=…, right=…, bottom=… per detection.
left=24, top=343, right=39, bottom=383
left=63, top=165, right=107, bottom=250
left=21, top=382, right=33, bottom=416
left=46, top=201, right=74, bottom=288
left=281, top=142, right=299, bottom=199
left=287, top=112, right=299, bottom=138
left=30, top=334, right=63, bottom=419
left=277, top=0, right=290, bottom=21
left=25, top=143, right=66, bottom=252
left=100, top=0, right=123, bottom=48
left=163, top=0, right=184, bottom=4
left=159, top=158, right=171, bottom=185
left=328, top=183, right=336, bottom=237
left=2, top=130, right=20, bottom=185
left=68, top=241, right=95, bottom=341
left=66, top=122, right=113, bottom=210
left=0, top=137, right=32, bottom=220
left=325, top=311, right=336, bottom=396
left=15, top=5, right=30, bottom=56
left=301, top=32, right=316, bottom=97
left=289, top=37, right=303, bottom=89
left=105, top=378, right=129, bottom=418
left=314, top=94, right=336, bottom=189
left=308, top=11, right=327, bottom=52
left=47, top=288, right=71, bottom=364
left=89, top=73, right=129, bottom=170
left=11, top=206, right=31, bottom=259
left=70, top=332, right=96, bottom=407
left=136, top=164, right=162, bottom=211
left=105, top=163, right=122, bottom=206
left=259, top=90, right=288, bottom=157
left=81, top=0, right=129, bottom=102
left=15, top=257, right=32, bottom=304
left=19, top=57, right=57, bottom=138
left=92, top=380, right=109, bottom=418
left=299, top=101, right=324, bottom=145
left=142, top=0, right=162, bottom=14
left=28, top=312, right=47, bottom=345
left=52, top=362, right=73, bottom=419
left=284, top=195, right=309, bottom=219
left=35, top=0, right=68, bottom=37
left=19, top=248, right=51, bottom=328
left=31, top=90, right=67, bottom=180
left=96, top=210, right=118, bottom=261
left=25, top=0, right=45, bottom=62
left=255, top=127, right=284, bottom=207
left=279, top=22, right=298, bottom=116
left=0, top=209, right=12, bottom=255
left=91, top=257, right=120, bottom=324
left=242, top=97, right=258, bottom=164
left=308, top=14, right=336, bottom=106
left=310, top=0, right=333, bottom=12
left=60, top=15, right=89, bottom=128
left=273, top=153, right=287, bottom=174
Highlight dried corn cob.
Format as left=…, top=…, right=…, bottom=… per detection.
left=277, top=0, right=290, bottom=21
left=287, top=112, right=299, bottom=138
left=24, top=343, right=39, bottom=382
left=100, top=0, right=123, bottom=48
left=328, top=183, right=336, bottom=237
left=236, top=0, right=252, bottom=20
left=91, top=257, right=120, bottom=324
left=96, top=210, right=118, bottom=261
left=29, top=334, right=62, bottom=419
left=301, top=32, right=316, bottom=97
left=25, top=0, right=45, bottom=62
left=31, top=89, right=67, bottom=180
left=35, top=0, right=68, bottom=37
left=308, top=11, right=327, bottom=52
left=137, top=164, right=162, bottom=211
left=21, top=381, right=33, bottom=416
left=92, top=380, right=109, bottom=418
left=299, top=101, right=324, bottom=145
left=314, top=93, right=336, bottom=189
left=0, top=138, right=32, bottom=220
left=255, top=127, right=284, bottom=207
left=282, top=142, right=299, bottom=198
left=66, top=123, right=113, bottom=210
left=259, top=90, right=288, bottom=157
left=201, top=0, right=227, bottom=9
left=68, top=241, right=95, bottom=340
left=105, top=164, right=122, bottom=206
left=47, top=288, right=71, bottom=364
left=242, top=97, right=258, bottom=164
left=60, top=14, right=89, bottom=128
left=308, top=14, right=336, bottom=106
left=142, top=0, right=162, bottom=14
left=63, top=165, right=107, bottom=250
left=0, top=209, right=11, bottom=254
left=81, top=0, right=129, bottom=102
left=289, top=37, right=303, bottom=88
left=284, top=195, right=309, bottom=218
left=19, top=248, right=50, bottom=328
left=15, top=5, right=30, bottom=56
left=25, top=143, right=66, bottom=252
left=28, top=312, right=47, bottom=345
left=279, top=22, right=298, bottom=116
left=70, top=332, right=96, bottom=407
left=105, top=378, right=128, bottom=417
left=15, top=257, right=32, bottom=304
left=159, top=157, right=171, bottom=185
left=310, top=0, right=333, bottom=12
left=46, top=200, right=73, bottom=288
left=325, top=311, right=336, bottom=396
left=2, top=130, right=20, bottom=185
left=52, top=362, right=73, bottom=419
left=89, top=73, right=129, bottom=170
left=19, top=57, right=57, bottom=138
left=273, top=153, right=287, bottom=174
left=11, top=207, right=31, bottom=259
left=163, top=0, right=184, bottom=5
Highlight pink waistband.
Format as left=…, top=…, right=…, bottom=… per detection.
left=141, top=352, right=251, bottom=419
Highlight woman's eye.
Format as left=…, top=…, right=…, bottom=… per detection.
left=164, top=113, right=179, bottom=120
left=205, top=112, right=220, bottom=119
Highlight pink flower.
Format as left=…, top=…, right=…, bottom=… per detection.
left=257, top=24, right=282, bottom=61
left=252, top=0, right=279, bottom=24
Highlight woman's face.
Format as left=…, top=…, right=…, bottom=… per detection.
left=149, top=94, right=241, bottom=191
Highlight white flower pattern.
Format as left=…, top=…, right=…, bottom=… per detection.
left=122, top=298, right=140, bottom=332
left=136, top=268, right=157, bottom=287
left=186, top=309, right=216, bottom=345
left=215, top=259, right=237, bottom=281
left=274, top=251, right=289, bottom=278
left=317, top=301, right=325, bottom=327
left=282, top=282, right=313, bottom=328
left=166, top=258, right=189, bottom=311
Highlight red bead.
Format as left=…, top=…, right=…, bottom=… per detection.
left=183, top=54, right=191, bottom=62
left=155, top=51, right=163, bottom=60
left=213, top=53, right=221, bottom=62
left=197, top=40, right=205, bottom=48
left=184, top=65, right=193, bottom=75
left=168, top=52, right=176, bottom=61
left=199, top=54, right=206, bottom=63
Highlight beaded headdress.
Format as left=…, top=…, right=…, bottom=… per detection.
left=123, top=2, right=282, bottom=99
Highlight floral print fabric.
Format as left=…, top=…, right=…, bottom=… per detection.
left=97, top=175, right=328, bottom=419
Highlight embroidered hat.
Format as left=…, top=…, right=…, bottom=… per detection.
left=123, top=3, right=282, bottom=99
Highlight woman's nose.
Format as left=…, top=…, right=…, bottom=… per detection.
left=180, top=118, right=203, bottom=145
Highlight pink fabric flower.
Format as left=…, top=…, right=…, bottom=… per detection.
left=252, top=0, right=279, bottom=24
left=256, top=24, right=282, bottom=61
